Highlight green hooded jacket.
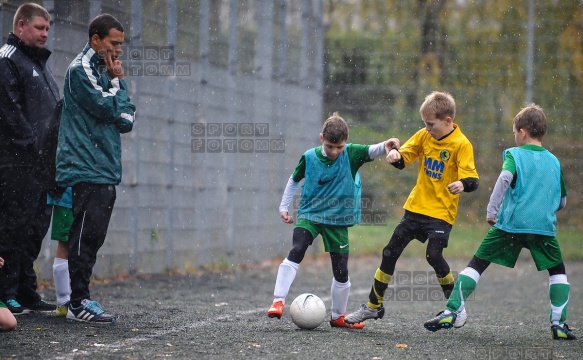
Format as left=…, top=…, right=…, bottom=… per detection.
left=56, top=43, right=135, bottom=187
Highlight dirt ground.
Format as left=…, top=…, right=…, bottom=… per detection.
left=1, top=255, right=582, bottom=359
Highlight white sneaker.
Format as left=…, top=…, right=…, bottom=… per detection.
left=454, top=308, right=467, bottom=328
left=344, top=304, right=385, bottom=324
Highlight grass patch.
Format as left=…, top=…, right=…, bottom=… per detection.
left=348, top=221, right=583, bottom=261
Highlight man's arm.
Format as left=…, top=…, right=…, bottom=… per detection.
left=67, top=63, right=135, bottom=133
left=0, top=59, right=36, bottom=150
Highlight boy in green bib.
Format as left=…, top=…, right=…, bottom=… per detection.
left=267, top=112, right=399, bottom=329
left=424, top=104, right=576, bottom=340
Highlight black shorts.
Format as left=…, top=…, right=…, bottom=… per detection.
left=393, top=213, right=452, bottom=246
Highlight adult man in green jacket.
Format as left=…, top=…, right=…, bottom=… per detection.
left=56, top=13, right=135, bottom=323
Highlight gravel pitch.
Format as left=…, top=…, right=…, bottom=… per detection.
left=2, top=256, right=582, bottom=359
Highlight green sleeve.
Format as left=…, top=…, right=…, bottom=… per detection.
left=347, top=143, right=373, bottom=179
left=69, top=63, right=135, bottom=133
left=291, top=155, right=306, bottom=182
left=501, top=151, right=516, bottom=175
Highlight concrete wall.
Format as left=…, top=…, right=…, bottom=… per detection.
left=0, top=0, right=324, bottom=278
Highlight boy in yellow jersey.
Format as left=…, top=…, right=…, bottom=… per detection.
left=345, top=91, right=479, bottom=325
left=424, top=104, right=575, bottom=340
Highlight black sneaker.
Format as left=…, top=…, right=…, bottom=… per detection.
left=552, top=324, right=577, bottom=340
left=4, top=298, right=32, bottom=315
left=424, top=310, right=456, bottom=332
left=67, top=299, right=117, bottom=324
left=26, top=299, right=56, bottom=312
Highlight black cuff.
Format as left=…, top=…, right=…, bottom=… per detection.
left=460, top=177, right=479, bottom=192
left=391, top=157, right=405, bottom=170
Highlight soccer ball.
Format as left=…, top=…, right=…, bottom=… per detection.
left=289, top=293, right=327, bottom=330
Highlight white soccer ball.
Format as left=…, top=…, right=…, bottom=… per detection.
left=289, top=293, right=327, bottom=330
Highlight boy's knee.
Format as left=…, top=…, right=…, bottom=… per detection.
left=0, top=313, right=16, bottom=332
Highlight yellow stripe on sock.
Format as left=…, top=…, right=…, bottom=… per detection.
left=374, top=268, right=392, bottom=284
left=437, top=272, right=455, bottom=285
left=367, top=301, right=381, bottom=309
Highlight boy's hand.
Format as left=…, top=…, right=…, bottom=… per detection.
left=384, top=138, right=400, bottom=153
left=386, top=149, right=401, bottom=163
left=0, top=257, right=4, bottom=268
left=280, top=211, right=294, bottom=224
left=487, top=218, right=497, bottom=226
left=447, top=181, right=464, bottom=194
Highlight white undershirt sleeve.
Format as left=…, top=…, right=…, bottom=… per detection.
left=279, top=175, right=301, bottom=213
left=486, top=170, right=513, bottom=219
left=558, top=197, right=566, bottom=211
left=368, top=141, right=387, bottom=159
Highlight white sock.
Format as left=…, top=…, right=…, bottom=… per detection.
left=330, top=277, right=350, bottom=320
left=53, top=258, right=71, bottom=306
left=273, top=258, right=299, bottom=304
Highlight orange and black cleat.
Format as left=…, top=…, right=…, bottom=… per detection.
left=267, top=301, right=284, bottom=319
left=330, top=315, right=365, bottom=329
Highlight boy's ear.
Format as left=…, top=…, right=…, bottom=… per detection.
left=319, top=133, right=324, bottom=142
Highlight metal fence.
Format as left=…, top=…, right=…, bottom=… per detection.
left=322, top=0, right=583, bottom=229
left=1, top=0, right=326, bottom=278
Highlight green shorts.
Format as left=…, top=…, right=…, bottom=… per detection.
left=474, top=227, right=563, bottom=271
left=51, top=205, right=73, bottom=242
left=295, top=218, right=349, bottom=253
left=0, top=300, right=6, bottom=309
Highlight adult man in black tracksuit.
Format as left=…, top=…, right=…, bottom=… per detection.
left=0, top=3, right=59, bottom=314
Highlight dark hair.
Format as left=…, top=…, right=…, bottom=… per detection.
left=321, top=112, right=349, bottom=143
left=513, top=103, right=547, bottom=140
left=88, top=13, right=124, bottom=40
left=13, top=3, right=50, bottom=31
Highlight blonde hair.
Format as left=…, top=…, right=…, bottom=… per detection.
left=321, top=112, right=349, bottom=143
left=419, top=91, right=456, bottom=121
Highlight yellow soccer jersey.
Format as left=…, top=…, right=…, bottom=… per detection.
left=398, top=124, right=478, bottom=224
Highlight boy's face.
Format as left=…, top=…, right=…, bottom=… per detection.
left=319, top=134, right=346, bottom=161
left=422, top=114, right=454, bottom=139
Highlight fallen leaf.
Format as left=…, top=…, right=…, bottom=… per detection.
left=396, top=343, right=407, bottom=349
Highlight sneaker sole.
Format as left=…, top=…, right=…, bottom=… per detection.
left=345, top=307, right=385, bottom=324
left=66, top=317, right=117, bottom=324
left=424, top=323, right=454, bottom=332
left=12, top=309, right=32, bottom=316
left=330, top=321, right=365, bottom=329
left=267, top=312, right=282, bottom=319
left=12, top=310, right=32, bottom=316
